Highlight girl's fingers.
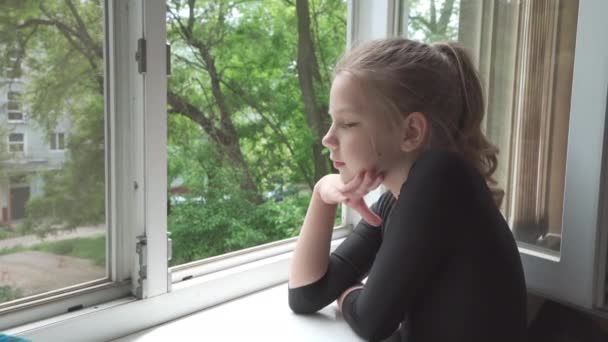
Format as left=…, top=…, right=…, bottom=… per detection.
left=340, top=171, right=364, bottom=193
left=367, top=173, right=384, bottom=192
left=355, top=171, right=378, bottom=196
left=334, top=192, right=348, bottom=202
left=343, top=197, right=383, bottom=226
left=353, top=199, right=382, bottom=226
left=347, top=170, right=382, bottom=198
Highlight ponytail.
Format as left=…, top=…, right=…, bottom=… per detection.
left=433, top=42, right=499, bottom=187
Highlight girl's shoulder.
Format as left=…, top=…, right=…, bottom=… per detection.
left=411, top=148, right=472, bottom=175
left=402, top=148, right=485, bottom=201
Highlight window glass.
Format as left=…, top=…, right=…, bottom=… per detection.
left=7, top=91, right=23, bottom=121
left=166, top=0, right=347, bottom=266
left=50, top=132, right=66, bottom=151
left=8, top=133, right=24, bottom=153
left=1, top=0, right=107, bottom=306
left=399, top=0, right=579, bottom=254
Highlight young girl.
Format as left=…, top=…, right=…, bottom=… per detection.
left=288, top=38, right=527, bottom=342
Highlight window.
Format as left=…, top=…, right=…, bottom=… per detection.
left=0, top=1, right=606, bottom=339
left=50, top=133, right=66, bottom=151
left=3, top=47, right=22, bottom=79
left=398, top=0, right=578, bottom=255
left=8, top=133, right=24, bottom=153
left=7, top=91, right=23, bottom=122
left=165, top=0, right=348, bottom=270
left=397, top=0, right=608, bottom=310
left=0, top=0, right=114, bottom=317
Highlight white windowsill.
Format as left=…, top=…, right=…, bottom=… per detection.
left=112, top=283, right=364, bottom=342
left=5, top=236, right=352, bottom=341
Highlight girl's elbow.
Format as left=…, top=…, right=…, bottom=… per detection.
left=288, top=288, right=328, bottom=314
left=288, top=294, right=321, bottom=314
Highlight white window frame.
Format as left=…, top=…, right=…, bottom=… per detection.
left=516, top=0, right=608, bottom=310
left=7, top=91, right=24, bottom=123
left=0, top=0, right=137, bottom=331
left=8, top=132, right=25, bottom=153
left=7, top=0, right=608, bottom=340
left=49, top=132, right=66, bottom=151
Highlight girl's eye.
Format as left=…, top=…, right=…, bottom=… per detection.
left=340, top=122, right=359, bottom=129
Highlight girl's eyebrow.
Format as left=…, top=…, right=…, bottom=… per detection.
left=328, top=107, right=358, bottom=116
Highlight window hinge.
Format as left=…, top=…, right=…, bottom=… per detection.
left=135, top=234, right=147, bottom=299
left=135, top=38, right=146, bottom=74
left=166, top=42, right=171, bottom=75
left=167, top=231, right=172, bottom=262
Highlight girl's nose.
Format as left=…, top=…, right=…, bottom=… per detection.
left=322, top=127, right=338, bottom=149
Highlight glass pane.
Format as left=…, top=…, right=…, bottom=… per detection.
left=399, top=0, right=579, bottom=254
left=8, top=133, right=23, bottom=142
left=8, top=143, right=23, bottom=153
left=58, top=133, right=65, bottom=150
left=7, top=91, right=21, bottom=112
left=0, top=1, right=107, bottom=305
left=166, top=0, right=347, bottom=266
left=7, top=112, right=23, bottom=121
left=50, top=134, right=57, bottom=150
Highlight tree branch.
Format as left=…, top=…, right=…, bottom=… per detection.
left=221, top=79, right=314, bottom=188
left=437, top=0, right=456, bottom=35
left=65, top=0, right=103, bottom=59
left=167, top=90, right=229, bottom=146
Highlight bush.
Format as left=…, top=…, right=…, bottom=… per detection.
left=168, top=192, right=310, bottom=266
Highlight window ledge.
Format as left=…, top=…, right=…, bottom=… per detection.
left=113, top=283, right=364, bottom=342
left=5, top=238, right=349, bottom=341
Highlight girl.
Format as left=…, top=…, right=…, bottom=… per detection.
left=288, top=38, right=527, bottom=342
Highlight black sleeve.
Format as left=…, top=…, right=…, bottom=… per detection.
left=288, top=192, right=395, bottom=314
left=341, top=150, right=475, bottom=341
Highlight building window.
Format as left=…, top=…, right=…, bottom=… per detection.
left=7, top=91, right=24, bottom=122
left=4, top=45, right=22, bottom=78
left=50, top=132, right=66, bottom=151
left=8, top=132, right=24, bottom=152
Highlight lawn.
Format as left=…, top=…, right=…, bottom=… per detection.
left=0, top=235, right=106, bottom=266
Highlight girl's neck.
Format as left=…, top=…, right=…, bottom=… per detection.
left=383, top=157, right=417, bottom=200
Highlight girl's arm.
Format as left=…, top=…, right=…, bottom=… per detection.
left=288, top=172, right=387, bottom=314
left=289, top=172, right=383, bottom=288
left=288, top=186, right=339, bottom=288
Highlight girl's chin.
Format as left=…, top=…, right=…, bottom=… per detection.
left=338, top=170, right=357, bottom=184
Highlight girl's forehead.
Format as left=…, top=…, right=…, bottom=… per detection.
left=330, top=73, right=369, bottom=114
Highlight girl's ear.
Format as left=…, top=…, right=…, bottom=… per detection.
left=400, top=112, right=429, bottom=152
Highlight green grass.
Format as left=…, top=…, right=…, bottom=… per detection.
left=0, top=285, right=23, bottom=303
left=0, top=245, right=27, bottom=256
left=33, top=236, right=106, bottom=266
left=0, top=229, right=18, bottom=240
left=0, top=235, right=106, bottom=266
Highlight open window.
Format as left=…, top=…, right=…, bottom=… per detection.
left=392, top=0, right=608, bottom=310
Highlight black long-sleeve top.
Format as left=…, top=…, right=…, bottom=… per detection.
left=288, top=149, right=527, bottom=342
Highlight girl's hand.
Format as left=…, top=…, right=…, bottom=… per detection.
left=315, top=170, right=385, bottom=226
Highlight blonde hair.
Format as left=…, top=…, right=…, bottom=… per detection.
left=334, top=38, right=499, bottom=185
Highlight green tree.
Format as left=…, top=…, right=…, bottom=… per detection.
left=1, top=0, right=346, bottom=260
left=408, top=0, right=459, bottom=42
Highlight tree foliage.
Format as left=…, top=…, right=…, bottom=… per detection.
left=408, top=0, right=459, bottom=42
left=1, top=0, right=346, bottom=262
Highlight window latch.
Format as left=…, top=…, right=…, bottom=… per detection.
left=135, top=38, right=146, bottom=74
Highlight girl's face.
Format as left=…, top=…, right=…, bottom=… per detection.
left=322, top=73, right=405, bottom=184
